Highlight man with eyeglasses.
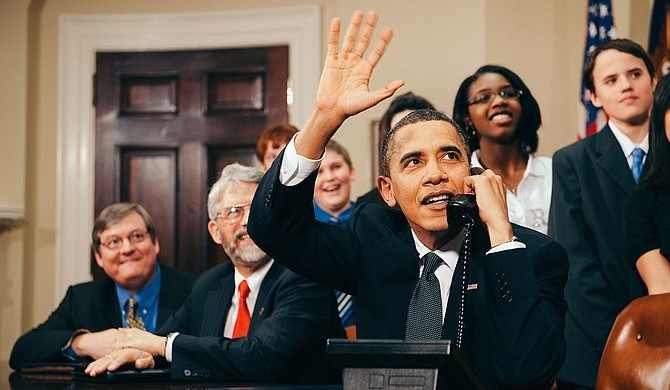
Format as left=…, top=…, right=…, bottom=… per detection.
left=84, top=163, right=344, bottom=384
left=10, top=203, right=194, bottom=369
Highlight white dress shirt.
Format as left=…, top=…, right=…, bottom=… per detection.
left=470, top=151, right=552, bottom=234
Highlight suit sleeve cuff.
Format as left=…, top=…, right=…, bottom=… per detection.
left=61, top=328, right=90, bottom=360
left=280, top=134, right=323, bottom=186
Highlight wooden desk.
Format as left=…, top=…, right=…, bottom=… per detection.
left=1, top=361, right=340, bottom=390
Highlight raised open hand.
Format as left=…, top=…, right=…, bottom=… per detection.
left=297, top=10, right=404, bottom=159
left=315, top=10, right=403, bottom=120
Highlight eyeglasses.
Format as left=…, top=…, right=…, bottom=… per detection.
left=467, top=87, right=523, bottom=106
left=216, top=203, right=251, bottom=225
left=100, top=230, right=149, bottom=250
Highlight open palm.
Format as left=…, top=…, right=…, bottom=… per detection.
left=315, top=11, right=404, bottom=120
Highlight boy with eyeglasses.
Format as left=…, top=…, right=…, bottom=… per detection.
left=10, top=203, right=194, bottom=368
left=549, top=39, right=655, bottom=389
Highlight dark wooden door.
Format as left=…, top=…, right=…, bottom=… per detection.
left=94, top=47, right=288, bottom=277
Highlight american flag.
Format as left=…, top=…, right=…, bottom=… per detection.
left=579, top=0, right=617, bottom=139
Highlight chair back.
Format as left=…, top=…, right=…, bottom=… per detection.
left=596, top=292, right=670, bottom=389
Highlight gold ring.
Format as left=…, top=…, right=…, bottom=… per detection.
left=105, top=354, right=112, bottom=359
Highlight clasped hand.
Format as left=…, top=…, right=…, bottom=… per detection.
left=85, top=328, right=163, bottom=377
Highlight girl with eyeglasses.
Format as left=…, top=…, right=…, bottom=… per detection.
left=453, top=65, right=551, bottom=234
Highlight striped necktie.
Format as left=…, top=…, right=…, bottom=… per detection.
left=336, top=290, right=354, bottom=327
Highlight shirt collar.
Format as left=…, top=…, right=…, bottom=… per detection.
left=115, top=264, right=161, bottom=309
left=524, top=154, right=549, bottom=178
left=471, top=149, right=546, bottom=179
left=411, top=228, right=465, bottom=271
left=234, top=259, right=274, bottom=298
left=313, top=199, right=355, bottom=224
left=608, top=120, right=649, bottom=157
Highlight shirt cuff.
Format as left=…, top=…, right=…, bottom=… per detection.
left=164, top=332, right=179, bottom=363
left=279, top=134, right=324, bottom=186
left=486, top=238, right=526, bottom=255
left=61, top=328, right=90, bottom=360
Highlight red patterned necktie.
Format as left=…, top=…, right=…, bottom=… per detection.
left=232, top=280, right=251, bottom=338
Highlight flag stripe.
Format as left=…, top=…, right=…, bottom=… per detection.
left=580, top=0, right=616, bottom=139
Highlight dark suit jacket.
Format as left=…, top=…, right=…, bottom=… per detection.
left=158, top=260, right=345, bottom=383
left=355, top=187, right=387, bottom=207
left=548, top=125, right=648, bottom=387
left=248, top=152, right=568, bottom=390
left=9, top=265, right=193, bottom=368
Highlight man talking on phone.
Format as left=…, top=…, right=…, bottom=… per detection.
left=248, top=10, right=568, bottom=390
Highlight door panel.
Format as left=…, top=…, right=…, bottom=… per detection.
left=95, top=47, right=288, bottom=278
left=121, top=149, right=177, bottom=269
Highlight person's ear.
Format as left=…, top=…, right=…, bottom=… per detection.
left=589, top=90, right=603, bottom=108
left=94, top=250, right=105, bottom=269
left=464, top=116, right=473, bottom=127
left=152, top=237, right=160, bottom=256
left=208, top=220, right=223, bottom=245
left=377, top=176, right=397, bottom=207
left=349, top=166, right=356, bottom=182
left=652, top=74, right=659, bottom=91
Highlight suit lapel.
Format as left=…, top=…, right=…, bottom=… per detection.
left=102, top=278, right=123, bottom=327
left=461, top=224, right=487, bottom=340
left=594, top=125, right=636, bottom=195
left=374, top=223, right=421, bottom=335
left=248, top=262, right=281, bottom=335
left=202, top=266, right=234, bottom=336
left=443, top=223, right=487, bottom=343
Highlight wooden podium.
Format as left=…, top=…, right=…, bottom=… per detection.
left=326, top=339, right=487, bottom=390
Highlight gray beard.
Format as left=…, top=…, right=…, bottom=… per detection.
left=225, top=241, right=270, bottom=267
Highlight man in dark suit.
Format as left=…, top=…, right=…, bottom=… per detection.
left=549, top=39, right=655, bottom=389
left=9, top=203, right=194, bottom=368
left=85, top=163, right=344, bottom=384
left=247, top=10, right=568, bottom=390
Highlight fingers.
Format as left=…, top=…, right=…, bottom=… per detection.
left=341, top=10, right=364, bottom=54
left=327, top=17, right=341, bottom=58
left=134, top=355, right=156, bottom=370
left=330, top=10, right=391, bottom=64
left=353, top=11, right=378, bottom=57
left=366, top=26, right=392, bottom=68
left=85, top=349, right=153, bottom=377
left=85, top=354, right=113, bottom=376
left=372, top=80, right=405, bottom=101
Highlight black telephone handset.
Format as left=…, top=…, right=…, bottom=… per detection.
left=446, top=167, right=484, bottom=350
left=446, top=167, right=483, bottom=227
left=447, top=194, right=478, bottom=227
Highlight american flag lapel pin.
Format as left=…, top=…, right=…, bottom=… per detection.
left=467, top=283, right=478, bottom=291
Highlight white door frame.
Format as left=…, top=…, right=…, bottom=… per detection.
left=56, top=5, right=321, bottom=303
